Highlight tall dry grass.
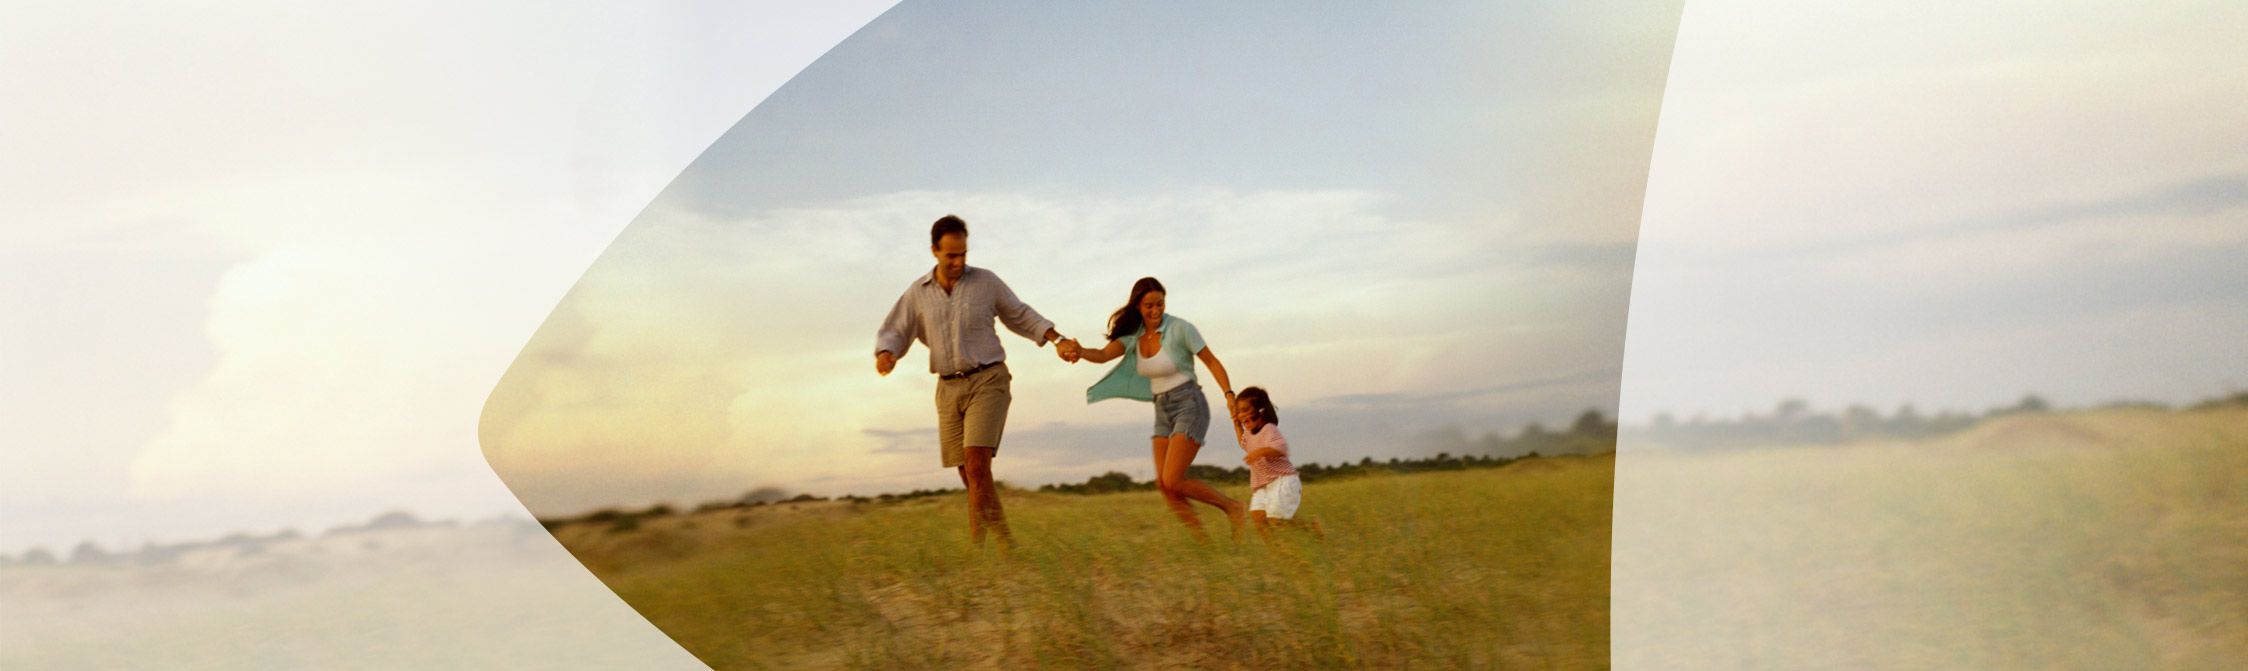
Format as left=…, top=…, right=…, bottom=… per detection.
left=0, top=523, right=704, bottom=671
left=564, top=455, right=1615, bottom=670
left=1613, top=407, right=2248, bottom=670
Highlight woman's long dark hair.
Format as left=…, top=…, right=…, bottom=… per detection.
left=1105, top=277, right=1167, bottom=342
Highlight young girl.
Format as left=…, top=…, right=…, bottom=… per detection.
left=1230, top=387, right=1307, bottom=535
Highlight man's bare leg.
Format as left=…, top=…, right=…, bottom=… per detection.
left=956, top=466, right=983, bottom=545
left=962, top=446, right=1012, bottom=547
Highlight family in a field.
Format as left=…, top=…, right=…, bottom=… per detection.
left=874, top=215, right=1307, bottom=546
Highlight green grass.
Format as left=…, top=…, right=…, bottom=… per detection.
left=571, top=456, right=1616, bottom=670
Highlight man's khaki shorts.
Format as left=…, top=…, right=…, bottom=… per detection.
left=935, top=362, right=1011, bottom=469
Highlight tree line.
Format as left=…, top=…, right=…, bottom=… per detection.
left=1622, top=391, right=2248, bottom=451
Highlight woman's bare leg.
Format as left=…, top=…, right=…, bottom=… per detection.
left=1152, top=436, right=1204, bottom=539
left=1156, top=434, right=1247, bottom=539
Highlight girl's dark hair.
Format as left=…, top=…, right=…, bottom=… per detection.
left=1105, top=277, right=1167, bottom=342
left=1237, top=386, right=1279, bottom=426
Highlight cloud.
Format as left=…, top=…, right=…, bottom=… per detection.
left=1620, top=0, right=2248, bottom=421
left=480, top=187, right=1633, bottom=514
left=0, top=2, right=910, bottom=557
left=861, top=428, right=938, bottom=455
left=1641, top=0, right=2248, bottom=253
left=1313, top=368, right=1622, bottom=407
left=122, top=179, right=615, bottom=506
left=458, top=0, right=1674, bottom=515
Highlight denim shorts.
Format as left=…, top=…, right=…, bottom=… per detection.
left=1150, top=380, right=1211, bottom=445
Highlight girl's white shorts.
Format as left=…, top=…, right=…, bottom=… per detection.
left=1248, top=473, right=1302, bottom=520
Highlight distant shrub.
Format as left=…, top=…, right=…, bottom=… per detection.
left=70, top=541, right=109, bottom=564
left=1607, top=394, right=2236, bottom=451
left=1039, top=471, right=1155, bottom=495
left=737, top=486, right=792, bottom=505
left=2191, top=392, right=2248, bottom=411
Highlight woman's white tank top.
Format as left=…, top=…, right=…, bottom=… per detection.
left=1136, top=342, right=1191, bottom=395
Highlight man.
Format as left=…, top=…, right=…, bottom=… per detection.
left=874, top=215, right=1080, bottom=546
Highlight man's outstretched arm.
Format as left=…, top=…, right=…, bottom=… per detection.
left=989, top=273, right=1060, bottom=347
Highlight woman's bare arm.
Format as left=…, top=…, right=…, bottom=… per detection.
left=1196, top=347, right=1232, bottom=394
left=1078, top=339, right=1127, bottom=364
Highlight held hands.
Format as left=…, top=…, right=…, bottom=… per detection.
left=1055, top=338, right=1082, bottom=363
left=874, top=350, right=897, bottom=376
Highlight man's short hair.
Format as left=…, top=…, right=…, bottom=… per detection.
left=931, top=215, right=968, bottom=247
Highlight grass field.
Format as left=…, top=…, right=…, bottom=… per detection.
left=1614, top=407, right=2248, bottom=670
left=553, top=455, right=1616, bottom=670
left=0, top=524, right=707, bottom=671
left=21, top=406, right=2230, bottom=669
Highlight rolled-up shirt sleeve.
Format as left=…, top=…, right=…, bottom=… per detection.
left=989, top=273, right=1056, bottom=346
left=874, top=289, right=919, bottom=358
left=1178, top=319, right=1206, bottom=354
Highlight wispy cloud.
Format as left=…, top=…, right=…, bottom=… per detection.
left=482, top=187, right=1634, bottom=514
left=2, top=1, right=901, bottom=554
left=1621, top=0, right=2248, bottom=421
left=1312, top=368, right=1622, bottom=408
left=472, top=0, right=1673, bottom=516
left=862, top=428, right=938, bottom=455
left=1691, top=172, right=2248, bottom=263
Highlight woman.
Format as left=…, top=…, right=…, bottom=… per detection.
left=1074, top=277, right=1247, bottom=539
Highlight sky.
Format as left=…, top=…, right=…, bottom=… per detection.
left=6, top=0, right=2235, bottom=560
left=1618, top=0, right=2248, bottom=423
left=477, top=0, right=1684, bottom=518
left=1, top=0, right=901, bottom=556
